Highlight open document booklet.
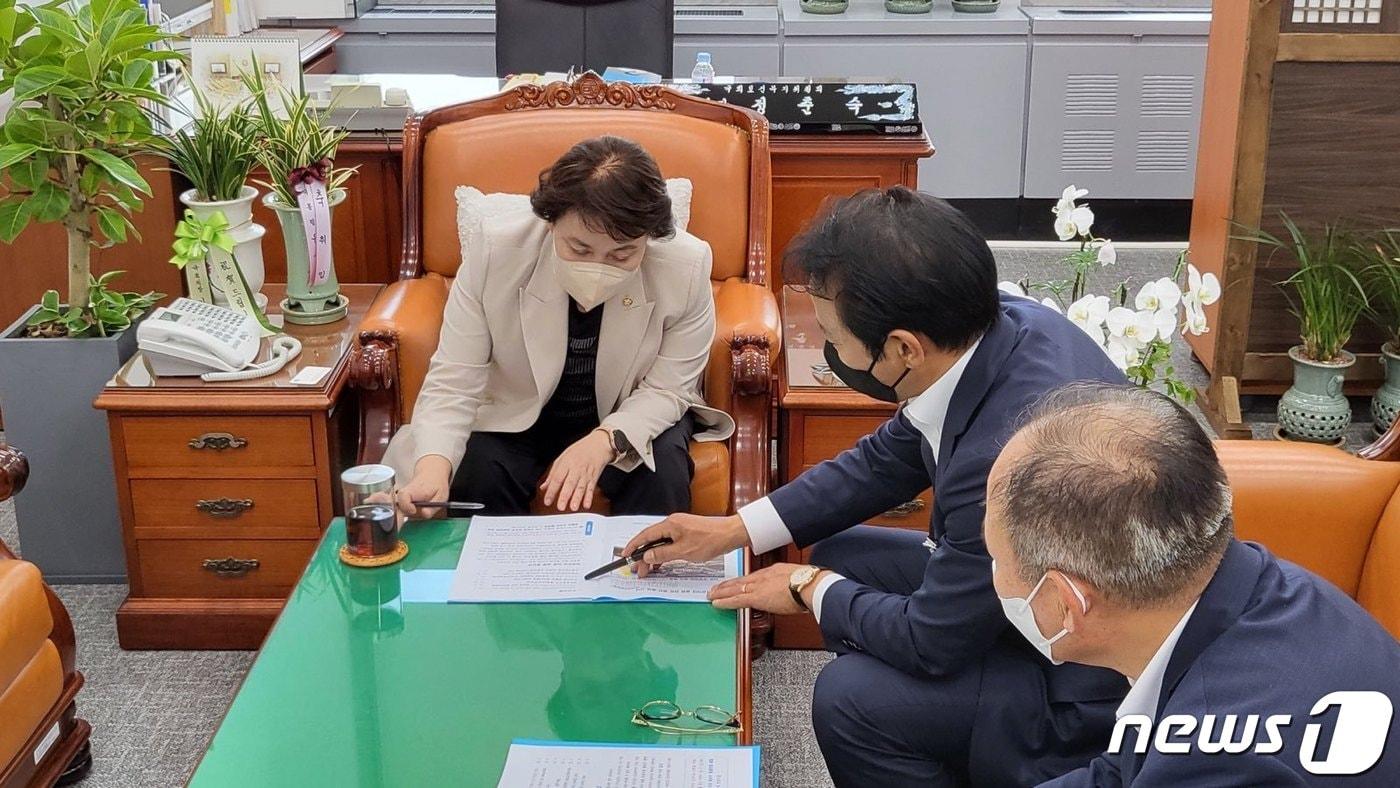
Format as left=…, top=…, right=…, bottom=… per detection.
left=448, top=514, right=743, bottom=603
left=497, top=740, right=758, bottom=788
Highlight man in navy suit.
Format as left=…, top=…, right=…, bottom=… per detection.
left=984, top=383, right=1400, bottom=786
left=624, top=187, right=1130, bottom=786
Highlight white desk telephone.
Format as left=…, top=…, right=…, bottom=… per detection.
left=137, top=298, right=301, bottom=382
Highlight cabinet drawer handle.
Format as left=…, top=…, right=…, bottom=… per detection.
left=196, top=498, right=254, bottom=518
left=202, top=558, right=260, bottom=577
left=882, top=499, right=926, bottom=518
left=188, top=432, right=248, bottom=451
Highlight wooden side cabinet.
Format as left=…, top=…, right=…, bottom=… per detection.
left=773, top=288, right=931, bottom=650
left=94, top=285, right=379, bottom=650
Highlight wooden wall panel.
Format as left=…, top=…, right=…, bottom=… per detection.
left=1248, top=61, right=1400, bottom=356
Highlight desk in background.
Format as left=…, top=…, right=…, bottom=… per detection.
left=94, top=284, right=380, bottom=650
left=189, top=518, right=751, bottom=787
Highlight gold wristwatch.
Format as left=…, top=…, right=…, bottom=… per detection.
left=789, top=565, right=822, bottom=612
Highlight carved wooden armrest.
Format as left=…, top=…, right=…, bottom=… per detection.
left=349, top=330, right=401, bottom=466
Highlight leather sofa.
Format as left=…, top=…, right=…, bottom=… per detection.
left=349, top=72, right=781, bottom=517
left=1219, top=440, right=1400, bottom=638
left=0, top=445, right=91, bottom=788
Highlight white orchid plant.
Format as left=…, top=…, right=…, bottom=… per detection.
left=1000, top=186, right=1220, bottom=402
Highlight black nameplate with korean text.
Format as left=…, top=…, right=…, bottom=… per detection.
left=674, top=80, right=921, bottom=135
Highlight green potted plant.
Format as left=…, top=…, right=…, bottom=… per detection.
left=1246, top=216, right=1368, bottom=444
left=245, top=64, right=356, bottom=325
left=1361, top=229, right=1400, bottom=436
left=150, top=78, right=267, bottom=308
left=0, top=0, right=176, bottom=580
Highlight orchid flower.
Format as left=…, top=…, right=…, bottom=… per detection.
left=1096, top=240, right=1117, bottom=267
left=1052, top=185, right=1095, bottom=241
left=1135, top=278, right=1181, bottom=313
left=998, top=281, right=1027, bottom=298
left=1187, top=264, right=1220, bottom=306
left=1106, top=306, right=1159, bottom=345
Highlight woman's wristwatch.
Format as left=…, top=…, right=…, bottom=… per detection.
left=595, top=427, right=634, bottom=461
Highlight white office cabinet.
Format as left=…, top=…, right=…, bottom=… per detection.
left=1021, top=9, right=1209, bottom=200
left=779, top=0, right=1030, bottom=199
left=339, top=8, right=497, bottom=76
left=676, top=7, right=782, bottom=78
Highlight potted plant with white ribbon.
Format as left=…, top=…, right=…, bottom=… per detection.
left=1000, top=185, right=1219, bottom=403
left=246, top=63, right=356, bottom=325
left=150, top=78, right=268, bottom=311
left=1243, top=216, right=1367, bottom=444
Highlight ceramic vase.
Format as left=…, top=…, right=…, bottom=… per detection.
left=179, top=185, right=267, bottom=310
left=887, top=0, right=933, bottom=12
left=951, top=0, right=1000, bottom=12
left=800, top=0, right=848, bottom=13
left=263, top=189, right=349, bottom=325
left=1277, top=346, right=1354, bottom=444
left=1371, top=343, right=1400, bottom=438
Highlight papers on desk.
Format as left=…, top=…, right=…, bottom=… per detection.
left=497, top=740, right=759, bottom=788
left=448, top=514, right=741, bottom=603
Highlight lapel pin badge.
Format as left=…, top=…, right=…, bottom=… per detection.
left=622, top=296, right=634, bottom=308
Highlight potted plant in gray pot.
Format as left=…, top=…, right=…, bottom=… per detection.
left=0, top=0, right=173, bottom=580
left=1361, top=229, right=1400, bottom=437
left=1247, top=216, right=1368, bottom=445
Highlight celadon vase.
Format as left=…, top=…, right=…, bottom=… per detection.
left=263, top=188, right=349, bottom=325
left=179, top=185, right=267, bottom=310
left=1370, top=343, right=1400, bottom=437
left=800, top=0, right=847, bottom=13
left=951, top=0, right=1000, bottom=12
left=887, top=0, right=933, bottom=12
left=1277, top=346, right=1354, bottom=444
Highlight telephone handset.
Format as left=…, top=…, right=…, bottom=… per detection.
left=138, top=298, right=302, bottom=382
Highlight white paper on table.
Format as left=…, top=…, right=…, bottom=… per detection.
left=447, top=514, right=742, bottom=603
left=496, top=740, right=758, bottom=788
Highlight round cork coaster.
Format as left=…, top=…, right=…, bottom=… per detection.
left=339, top=541, right=409, bottom=568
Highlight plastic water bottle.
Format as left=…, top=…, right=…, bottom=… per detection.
left=691, top=52, right=715, bottom=84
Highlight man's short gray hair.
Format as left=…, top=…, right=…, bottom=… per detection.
left=994, top=383, right=1234, bottom=605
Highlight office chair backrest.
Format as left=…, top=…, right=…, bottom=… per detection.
left=405, top=75, right=768, bottom=286
left=496, top=0, right=675, bottom=79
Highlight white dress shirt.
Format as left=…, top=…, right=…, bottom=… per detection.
left=739, top=339, right=982, bottom=621
left=1116, top=600, right=1199, bottom=720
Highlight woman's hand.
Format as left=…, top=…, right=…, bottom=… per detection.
left=541, top=429, right=616, bottom=512
left=394, top=456, right=453, bottom=520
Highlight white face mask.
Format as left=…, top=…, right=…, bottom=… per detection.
left=554, top=253, right=638, bottom=311
left=992, top=559, right=1087, bottom=666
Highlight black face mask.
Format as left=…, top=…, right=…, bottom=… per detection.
left=824, top=341, right=911, bottom=403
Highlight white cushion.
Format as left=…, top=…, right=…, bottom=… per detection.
left=454, top=178, right=693, bottom=267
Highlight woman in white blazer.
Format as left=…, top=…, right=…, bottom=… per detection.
left=388, top=136, right=734, bottom=518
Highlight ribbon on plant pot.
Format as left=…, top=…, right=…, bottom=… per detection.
left=289, top=158, right=333, bottom=290
left=170, top=209, right=277, bottom=337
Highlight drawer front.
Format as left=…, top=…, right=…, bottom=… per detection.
left=122, top=416, right=315, bottom=470
left=799, top=415, right=888, bottom=466
left=136, top=538, right=318, bottom=599
left=130, top=479, right=321, bottom=538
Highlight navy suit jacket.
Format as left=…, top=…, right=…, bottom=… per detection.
left=1042, top=540, right=1400, bottom=787
left=770, top=294, right=1131, bottom=783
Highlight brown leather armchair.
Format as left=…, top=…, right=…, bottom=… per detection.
left=1217, top=440, right=1400, bottom=639
left=349, top=73, right=780, bottom=516
left=0, top=446, right=91, bottom=788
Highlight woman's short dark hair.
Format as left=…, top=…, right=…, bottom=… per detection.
left=530, top=136, right=674, bottom=242
left=785, top=186, right=999, bottom=356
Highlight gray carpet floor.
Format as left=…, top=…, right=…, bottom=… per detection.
left=0, top=245, right=1381, bottom=787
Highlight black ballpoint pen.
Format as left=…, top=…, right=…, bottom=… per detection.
left=412, top=500, right=485, bottom=511
left=583, top=537, right=675, bottom=581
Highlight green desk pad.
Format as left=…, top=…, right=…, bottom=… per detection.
left=189, top=518, right=742, bottom=787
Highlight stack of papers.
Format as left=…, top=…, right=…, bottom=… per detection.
left=497, top=740, right=758, bottom=788
left=447, top=514, right=742, bottom=604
